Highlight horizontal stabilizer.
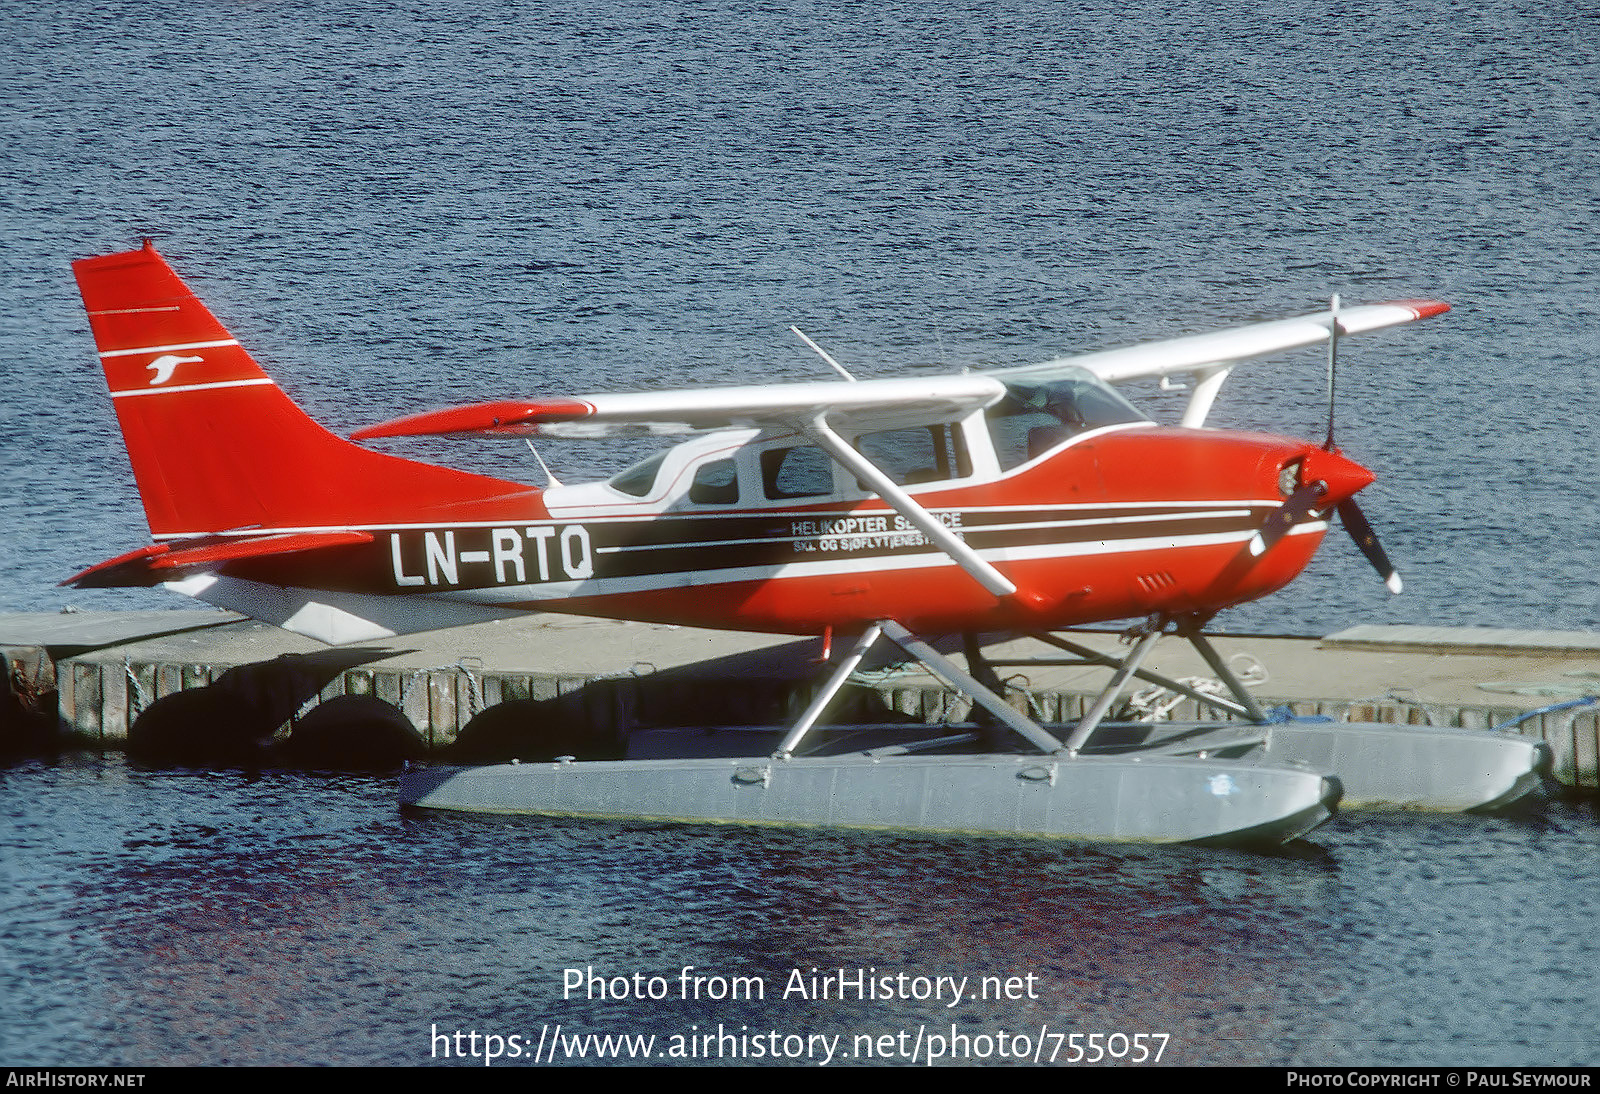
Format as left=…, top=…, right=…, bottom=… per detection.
left=66, top=531, right=373, bottom=588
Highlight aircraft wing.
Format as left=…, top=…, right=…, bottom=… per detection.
left=351, top=375, right=1008, bottom=440
left=355, top=299, right=1446, bottom=441
left=993, top=299, right=1449, bottom=385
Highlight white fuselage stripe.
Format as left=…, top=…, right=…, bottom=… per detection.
left=148, top=503, right=1277, bottom=541
left=437, top=523, right=1329, bottom=606
left=544, top=499, right=1273, bottom=523
left=99, top=339, right=240, bottom=358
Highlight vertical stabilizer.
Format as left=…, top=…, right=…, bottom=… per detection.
left=73, top=242, right=537, bottom=538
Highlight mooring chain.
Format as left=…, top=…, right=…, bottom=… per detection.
left=843, top=662, right=1040, bottom=725
left=8, top=657, right=48, bottom=716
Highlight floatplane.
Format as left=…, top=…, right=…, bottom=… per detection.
left=67, top=241, right=1545, bottom=844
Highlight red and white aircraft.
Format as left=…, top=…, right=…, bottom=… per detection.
left=69, top=240, right=1422, bottom=643
left=66, top=241, right=1541, bottom=843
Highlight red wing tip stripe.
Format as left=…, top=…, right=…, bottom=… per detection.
left=1380, top=299, right=1451, bottom=320
left=99, top=339, right=240, bottom=359
left=110, top=378, right=275, bottom=398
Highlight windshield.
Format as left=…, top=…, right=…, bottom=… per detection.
left=985, top=367, right=1148, bottom=470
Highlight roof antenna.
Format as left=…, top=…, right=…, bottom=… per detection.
left=524, top=439, right=562, bottom=487
left=789, top=325, right=857, bottom=382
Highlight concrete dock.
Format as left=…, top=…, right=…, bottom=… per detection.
left=2, top=610, right=1596, bottom=790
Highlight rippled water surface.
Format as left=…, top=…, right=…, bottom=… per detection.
left=2, top=0, right=1598, bottom=1067
left=4, top=758, right=1598, bottom=1066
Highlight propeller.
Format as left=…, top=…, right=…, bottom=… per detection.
left=1337, top=497, right=1403, bottom=594
left=1324, top=293, right=1340, bottom=451
left=1249, top=295, right=1403, bottom=594
left=1248, top=481, right=1328, bottom=558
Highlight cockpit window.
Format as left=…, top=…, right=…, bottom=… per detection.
left=855, top=424, right=971, bottom=487
left=985, top=368, right=1148, bottom=470
left=608, top=451, right=668, bottom=497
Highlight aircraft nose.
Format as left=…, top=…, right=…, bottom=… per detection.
left=1262, top=443, right=1401, bottom=595
left=1250, top=443, right=1380, bottom=564
left=1295, top=446, right=1375, bottom=505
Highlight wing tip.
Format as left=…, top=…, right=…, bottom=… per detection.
left=1382, top=299, right=1451, bottom=321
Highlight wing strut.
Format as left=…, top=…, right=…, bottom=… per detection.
left=803, top=414, right=1020, bottom=601
left=1179, top=365, right=1235, bottom=428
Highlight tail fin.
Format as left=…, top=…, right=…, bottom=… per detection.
left=73, top=242, right=535, bottom=538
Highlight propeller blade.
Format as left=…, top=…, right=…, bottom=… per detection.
left=1337, top=498, right=1403, bottom=594
left=1248, top=481, right=1328, bottom=557
left=1324, top=294, right=1341, bottom=451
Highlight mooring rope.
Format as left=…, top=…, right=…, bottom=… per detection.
left=1492, top=695, right=1600, bottom=733
left=123, top=655, right=151, bottom=717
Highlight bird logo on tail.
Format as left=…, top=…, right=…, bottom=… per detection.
left=146, top=354, right=204, bottom=385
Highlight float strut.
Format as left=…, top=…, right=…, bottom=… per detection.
left=1062, top=620, right=1168, bottom=754
left=877, top=620, right=1066, bottom=754
left=775, top=624, right=883, bottom=759
left=1173, top=616, right=1271, bottom=723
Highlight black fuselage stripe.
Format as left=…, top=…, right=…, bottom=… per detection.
left=221, top=506, right=1276, bottom=593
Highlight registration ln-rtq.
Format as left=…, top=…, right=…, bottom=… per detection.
left=65, top=242, right=1546, bottom=844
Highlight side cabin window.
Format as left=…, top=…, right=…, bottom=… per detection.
left=688, top=458, right=739, bottom=505
left=855, top=424, right=971, bottom=487
left=985, top=368, right=1148, bottom=471
left=761, top=445, right=834, bottom=499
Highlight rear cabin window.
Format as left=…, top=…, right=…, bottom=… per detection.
left=688, top=458, right=739, bottom=505
left=985, top=369, right=1148, bottom=471
left=761, top=445, right=834, bottom=499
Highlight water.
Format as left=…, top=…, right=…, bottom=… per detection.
left=3, top=756, right=1597, bottom=1067
left=2, top=0, right=1598, bottom=1067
